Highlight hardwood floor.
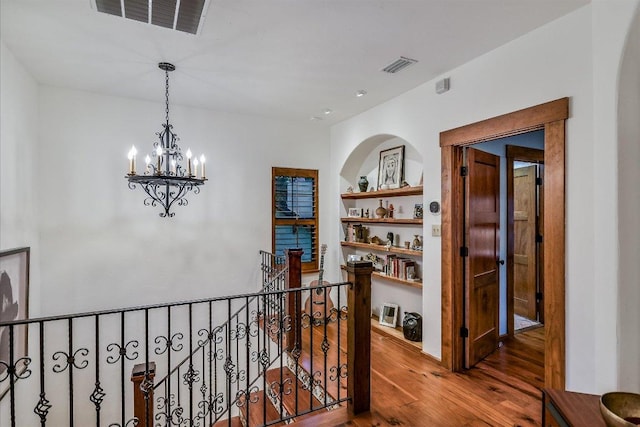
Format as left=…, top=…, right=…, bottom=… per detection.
left=293, top=324, right=545, bottom=427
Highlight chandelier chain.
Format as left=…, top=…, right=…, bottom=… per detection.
left=165, top=69, right=170, bottom=124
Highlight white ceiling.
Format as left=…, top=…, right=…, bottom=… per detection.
left=1, top=0, right=589, bottom=125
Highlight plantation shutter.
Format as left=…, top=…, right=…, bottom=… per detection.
left=272, top=168, right=318, bottom=271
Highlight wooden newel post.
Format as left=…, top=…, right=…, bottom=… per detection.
left=131, top=362, right=156, bottom=427
left=285, top=248, right=303, bottom=352
left=346, top=260, right=373, bottom=416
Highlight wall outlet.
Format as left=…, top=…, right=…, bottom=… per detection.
left=432, top=224, right=441, bottom=237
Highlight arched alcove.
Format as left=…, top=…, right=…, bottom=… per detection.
left=340, top=134, right=423, bottom=192
left=338, top=133, right=425, bottom=348
left=617, top=3, right=640, bottom=393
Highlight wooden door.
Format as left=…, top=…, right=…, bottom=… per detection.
left=537, top=164, right=545, bottom=323
left=514, top=165, right=537, bottom=320
left=465, top=148, right=500, bottom=368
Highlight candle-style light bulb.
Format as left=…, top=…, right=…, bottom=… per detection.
left=186, top=149, right=193, bottom=176
left=193, top=158, right=199, bottom=179
left=199, top=155, right=206, bottom=180
left=171, top=159, right=177, bottom=175
left=156, top=145, right=162, bottom=174
left=128, top=146, right=137, bottom=175
left=144, top=155, right=151, bottom=174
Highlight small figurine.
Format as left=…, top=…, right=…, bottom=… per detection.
left=401, top=180, right=411, bottom=188
left=365, top=208, right=370, bottom=218
left=346, top=185, right=354, bottom=193
left=388, top=204, right=394, bottom=218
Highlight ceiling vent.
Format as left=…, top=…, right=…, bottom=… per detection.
left=94, top=0, right=208, bottom=35
left=381, top=56, right=418, bottom=74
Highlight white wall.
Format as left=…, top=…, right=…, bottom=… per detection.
left=330, top=2, right=639, bottom=393
left=591, top=0, right=639, bottom=394
left=35, top=86, right=330, bottom=316
left=617, top=4, right=640, bottom=393
left=0, top=40, right=41, bottom=313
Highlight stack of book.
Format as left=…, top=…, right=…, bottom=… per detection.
left=382, top=254, right=418, bottom=281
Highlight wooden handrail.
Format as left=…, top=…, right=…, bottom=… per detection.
left=346, top=260, right=373, bottom=416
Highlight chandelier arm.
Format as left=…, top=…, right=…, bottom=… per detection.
left=165, top=182, right=192, bottom=212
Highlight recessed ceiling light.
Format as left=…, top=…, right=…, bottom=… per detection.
left=324, top=109, right=332, bottom=115
left=356, top=90, right=367, bottom=97
left=310, top=116, right=323, bottom=121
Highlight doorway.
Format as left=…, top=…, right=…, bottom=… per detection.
left=440, top=98, right=568, bottom=389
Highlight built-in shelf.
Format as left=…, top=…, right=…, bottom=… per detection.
left=340, top=217, right=422, bottom=225
left=341, top=185, right=423, bottom=200
left=340, top=241, right=423, bottom=257
left=372, top=272, right=422, bottom=289
left=340, top=265, right=423, bottom=289
left=371, top=315, right=422, bottom=352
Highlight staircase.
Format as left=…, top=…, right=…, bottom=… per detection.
left=214, top=303, right=348, bottom=426
left=0, top=251, right=372, bottom=427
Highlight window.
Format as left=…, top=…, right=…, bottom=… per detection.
left=272, top=167, right=318, bottom=272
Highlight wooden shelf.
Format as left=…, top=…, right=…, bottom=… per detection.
left=340, top=241, right=423, bottom=256
left=372, top=272, right=423, bottom=289
left=341, top=217, right=422, bottom=225
left=340, top=266, right=423, bottom=290
left=341, top=185, right=423, bottom=200
left=370, top=315, right=422, bottom=353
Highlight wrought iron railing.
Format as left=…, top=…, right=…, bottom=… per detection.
left=0, top=252, right=373, bottom=427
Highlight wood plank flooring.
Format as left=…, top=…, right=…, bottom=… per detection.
left=291, top=324, right=545, bottom=427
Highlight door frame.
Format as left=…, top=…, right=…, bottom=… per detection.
left=507, top=145, right=545, bottom=337
left=440, top=98, right=568, bottom=389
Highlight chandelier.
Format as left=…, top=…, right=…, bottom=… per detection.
left=126, top=62, right=206, bottom=217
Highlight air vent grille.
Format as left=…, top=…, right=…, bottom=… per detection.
left=382, top=56, right=418, bottom=74
left=95, top=0, right=207, bottom=35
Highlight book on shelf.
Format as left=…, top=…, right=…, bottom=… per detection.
left=382, top=255, right=419, bottom=280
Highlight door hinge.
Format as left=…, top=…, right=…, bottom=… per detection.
left=460, top=327, right=469, bottom=338
left=460, top=246, right=469, bottom=257
left=536, top=177, right=543, bottom=186
left=536, top=234, right=543, bottom=243
left=536, top=292, right=543, bottom=301
left=460, top=166, right=468, bottom=177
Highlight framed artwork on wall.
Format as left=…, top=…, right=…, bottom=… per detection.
left=0, top=247, right=30, bottom=399
left=377, top=145, right=405, bottom=190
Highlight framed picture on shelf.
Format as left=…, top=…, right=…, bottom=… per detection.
left=347, top=208, right=361, bottom=218
left=377, top=145, right=405, bottom=190
left=413, top=203, right=423, bottom=219
left=0, top=247, right=30, bottom=399
left=379, top=302, right=399, bottom=328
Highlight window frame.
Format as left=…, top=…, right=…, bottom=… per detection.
left=271, top=167, right=319, bottom=273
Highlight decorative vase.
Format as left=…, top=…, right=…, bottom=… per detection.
left=375, top=199, right=387, bottom=219
left=412, top=234, right=422, bottom=250
left=358, top=176, right=369, bottom=192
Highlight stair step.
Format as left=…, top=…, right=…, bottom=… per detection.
left=212, top=416, right=244, bottom=427
left=265, top=365, right=325, bottom=418
left=239, top=389, right=287, bottom=427
left=287, top=406, right=350, bottom=427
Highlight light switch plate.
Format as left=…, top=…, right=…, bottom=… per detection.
left=432, top=224, right=441, bottom=237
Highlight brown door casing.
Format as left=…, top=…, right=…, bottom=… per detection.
left=440, top=98, right=568, bottom=389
